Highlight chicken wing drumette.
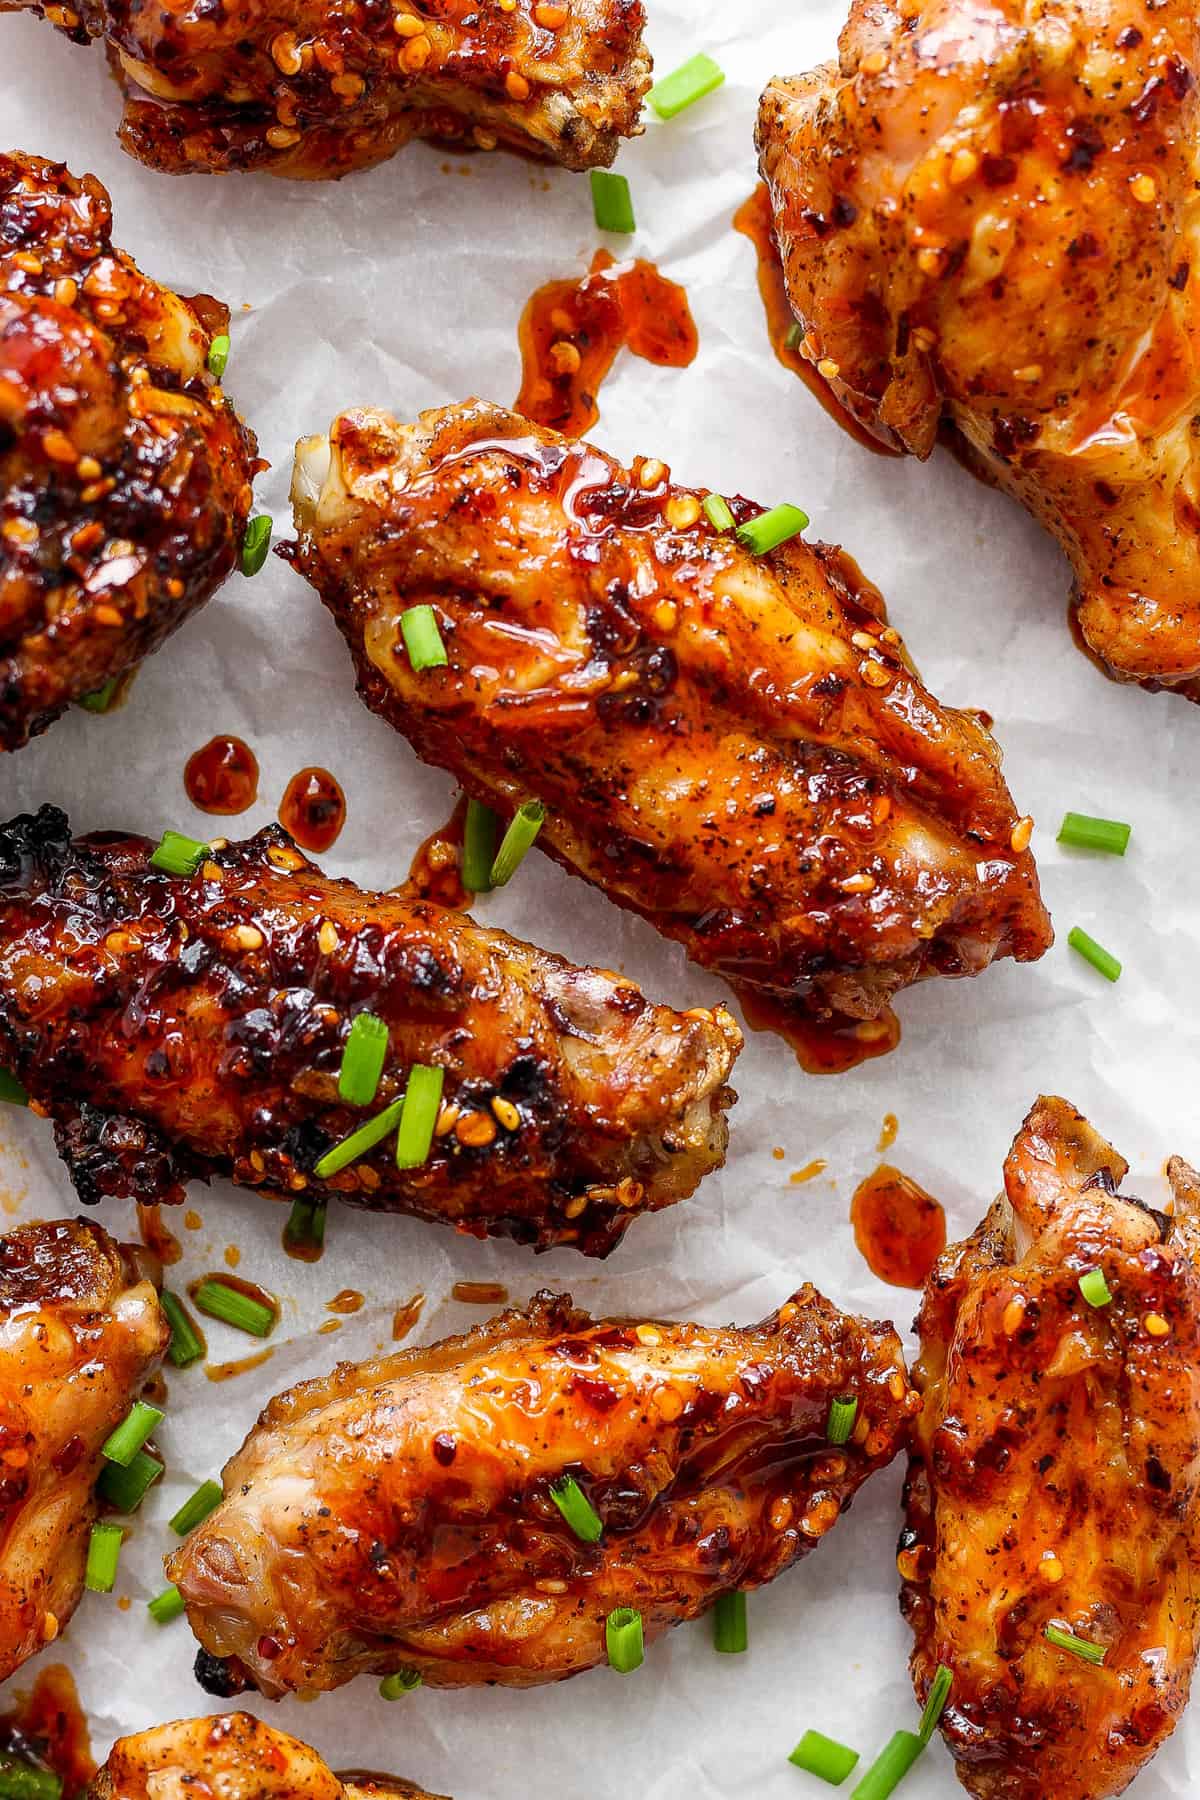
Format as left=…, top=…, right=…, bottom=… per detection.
left=2, top=2, right=649, bottom=180
left=286, top=400, right=1051, bottom=1051
left=902, top=1097, right=1200, bottom=1798
left=0, top=806, right=739, bottom=1258
left=0, top=1218, right=167, bottom=1682
left=0, top=152, right=258, bottom=748
left=757, top=2, right=1200, bottom=698
left=168, top=1286, right=916, bottom=1697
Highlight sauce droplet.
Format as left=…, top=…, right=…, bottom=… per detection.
left=0, top=1666, right=95, bottom=1800
left=790, top=1159, right=827, bottom=1185
left=740, top=991, right=901, bottom=1073
left=401, top=798, right=470, bottom=908
left=326, top=1288, right=364, bottom=1315
left=878, top=1112, right=899, bottom=1153
left=205, top=1347, right=275, bottom=1383
left=184, top=735, right=260, bottom=815
left=451, top=1281, right=509, bottom=1306
left=392, top=1292, right=425, bottom=1341
left=136, top=1202, right=181, bottom=1267
left=279, top=767, right=346, bottom=854
left=851, top=1165, right=946, bottom=1289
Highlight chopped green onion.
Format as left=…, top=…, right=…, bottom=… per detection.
left=550, top=1475, right=603, bottom=1544
left=192, top=1279, right=276, bottom=1338
left=462, top=798, right=499, bottom=895
left=1058, top=813, right=1131, bottom=856
left=400, top=604, right=448, bottom=672
left=849, top=1730, right=924, bottom=1800
left=379, top=1669, right=422, bottom=1700
left=736, top=504, right=810, bottom=556
left=78, top=677, right=120, bottom=714
left=395, top=1064, right=445, bottom=1170
left=147, top=1584, right=186, bottom=1625
left=314, top=1095, right=405, bottom=1180
left=605, top=1606, right=644, bottom=1674
left=785, top=321, right=805, bottom=351
left=0, top=1756, right=63, bottom=1800
left=150, top=830, right=208, bottom=877
left=647, top=52, right=726, bottom=119
left=283, top=1195, right=328, bottom=1256
left=169, top=1478, right=224, bottom=1537
left=789, top=1731, right=860, bottom=1786
left=84, top=1521, right=123, bottom=1593
left=97, top=1449, right=162, bottom=1514
left=590, top=169, right=636, bottom=235
left=712, top=1589, right=747, bottom=1655
left=1044, top=1623, right=1106, bottom=1665
left=490, top=800, right=546, bottom=887
left=160, top=1291, right=205, bottom=1369
left=241, top=514, right=272, bottom=577
left=918, top=1665, right=953, bottom=1744
left=1079, top=1268, right=1113, bottom=1309
left=207, top=334, right=230, bottom=380
left=826, top=1395, right=858, bottom=1445
left=1068, top=927, right=1122, bottom=984
left=337, top=1011, right=389, bottom=1107
left=0, top=1070, right=27, bottom=1105
left=703, top=493, right=735, bottom=533
left=101, top=1400, right=163, bottom=1467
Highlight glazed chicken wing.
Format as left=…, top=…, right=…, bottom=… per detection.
left=0, top=806, right=739, bottom=1258
left=2, top=1, right=649, bottom=180
left=0, top=152, right=258, bottom=748
left=0, top=1218, right=167, bottom=1682
left=167, top=1285, right=917, bottom=1697
left=286, top=400, right=1051, bottom=1054
left=902, top=1097, right=1200, bottom=1797
left=758, top=1, right=1200, bottom=698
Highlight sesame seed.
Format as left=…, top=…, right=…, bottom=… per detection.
left=800, top=1498, right=841, bottom=1537
left=563, top=1194, right=589, bottom=1219
left=851, top=630, right=876, bottom=651
left=917, top=247, right=944, bottom=278
left=1002, top=1296, right=1027, bottom=1335
left=1144, top=1312, right=1171, bottom=1337
left=270, top=30, right=303, bottom=73
left=638, top=459, right=667, bottom=490
left=860, top=49, right=888, bottom=74
left=652, top=600, right=679, bottom=633
left=860, top=659, right=892, bottom=687
left=505, top=70, right=531, bottom=101
left=887, top=1370, right=907, bottom=1402
left=635, top=1324, right=662, bottom=1346
left=491, top=1096, right=521, bottom=1131
left=201, top=860, right=223, bottom=882
left=1010, top=815, right=1034, bottom=854
left=839, top=873, right=876, bottom=894
left=400, top=32, right=431, bottom=69
left=949, top=147, right=979, bottom=185
left=817, top=357, right=841, bottom=380
left=1130, top=172, right=1158, bottom=205
left=53, top=277, right=77, bottom=306
left=434, top=1102, right=461, bottom=1137
left=42, top=429, right=77, bottom=464
left=233, top=924, right=265, bottom=950
left=317, top=920, right=339, bottom=955
left=76, top=455, right=102, bottom=479
left=1038, top=1554, right=1064, bottom=1584
left=896, top=1547, right=922, bottom=1581
left=455, top=1110, right=497, bottom=1148
left=769, top=1496, right=794, bottom=1532
left=393, top=13, right=424, bottom=35
left=533, top=2, right=567, bottom=24
left=265, top=126, right=302, bottom=149
left=656, top=1385, right=683, bottom=1421
left=665, top=494, right=701, bottom=530
left=549, top=338, right=581, bottom=375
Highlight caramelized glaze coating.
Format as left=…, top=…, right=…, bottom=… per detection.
left=3, top=0, right=649, bottom=179
left=903, top=1097, right=1200, bottom=1797
left=0, top=806, right=739, bottom=1257
left=168, top=1285, right=917, bottom=1697
left=0, top=1218, right=167, bottom=1682
left=286, top=399, right=1051, bottom=1039
left=757, top=2, right=1200, bottom=698
left=0, top=153, right=257, bottom=747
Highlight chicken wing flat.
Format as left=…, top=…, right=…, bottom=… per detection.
left=286, top=400, right=1051, bottom=1047
left=902, top=1097, right=1200, bottom=1798
left=168, top=1284, right=917, bottom=1697
left=89, top=1714, right=447, bottom=1800
left=0, top=152, right=258, bottom=748
left=0, top=1217, right=167, bottom=1682
left=0, top=806, right=739, bottom=1258
left=3, top=1, right=649, bottom=180
left=757, top=2, right=1200, bottom=698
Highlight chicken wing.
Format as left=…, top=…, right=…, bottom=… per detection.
left=0, top=1218, right=167, bottom=1683
left=902, top=1097, right=1200, bottom=1798
left=285, top=399, right=1051, bottom=1051
left=0, top=805, right=739, bottom=1258
left=2, top=2, right=649, bottom=180
left=0, top=152, right=258, bottom=748
left=89, top=1714, right=446, bottom=1800
left=757, top=2, right=1200, bottom=698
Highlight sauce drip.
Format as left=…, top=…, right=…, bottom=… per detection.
left=0, top=1666, right=95, bottom=1800
left=326, top=1288, right=364, bottom=1315
left=392, top=1292, right=425, bottom=1340
left=517, top=249, right=698, bottom=438
left=878, top=1112, right=899, bottom=1153
left=401, top=798, right=470, bottom=908
left=205, top=1347, right=274, bottom=1383
left=184, top=734, right=259, bottom=815
left=279, top=767, right=346, bottom=854
left=452, top=1281, right=509, bottom=1306
left=136, top=1202, right=180, bottom=1267
left=740, top=992, right=901, bottom=1074
left=851, top=1165, right=946, bottom=1289
left=790, top=1159, right=827, bottom=1185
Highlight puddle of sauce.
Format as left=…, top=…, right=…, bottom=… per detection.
left=401, top=797, right=470, bottom=909
left=188, top=1271, right=279, bottom=1328
left=223, top=1244, right=240, bottom=1268
left=279, top=767, right=346, bottom=854
left=851, top=1165, right=947, bottom=1289
left=771, top=1147, right=785, bottom=1161
left=184, top=734, right=259, bottom=815
left=136, top=1202, right=181, bottom=1267
left=205, top=1347, right=275, bottom=1383
left=392, top=1292, right=425, bottom=1340
left=319, top=1319, right=342, bottom=1335
left=0, top=1666, right=95, bottom=1800
left=452, top=1281, right=509, bottom=1306
left=790, top=1159, right=827, bottom=1185
left=878, top=1112, right=899, bottom=1153
left=327, top=1288, right=364, bottom=1315
left=516, top=248, right=698, bottom=438
left=183, top=1208, right=203, bottom=1231
left=740, top=992, right=901, bottom=1074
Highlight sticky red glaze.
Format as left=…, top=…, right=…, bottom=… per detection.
left=0, top=1666, right=95, bottom=1800
left=185, top=737, right=260, bottom=816
left=278, top=768, right=345, bottom=854
left=851, top=1164, right=946, bottom=1288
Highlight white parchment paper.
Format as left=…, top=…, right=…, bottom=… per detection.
left=1, top=4, right=1197, bottom=1795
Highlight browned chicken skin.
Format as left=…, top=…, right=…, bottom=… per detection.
left=285, top=399, right=1051, bottom=1046
left=903, top=1097, right=1200, bottom=1797
left=1, top=1, right=649, bottom=179
left=758, top=1, right=1200, bottom=698
left=0, top=806, right=739, bottom=1257
left=168, top=1285, right=918, bottom=1698
left=0, top=153, right=258, bottom=747
left=0, top=1218, right=167, bottom=1683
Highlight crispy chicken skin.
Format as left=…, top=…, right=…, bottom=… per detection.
left=2, top=1, right=649, bottom=179
left=0, top=153, right=257, bottom=748
left=0, top=1218, right=167, bottom=1683
left=168, top=1285, right=917, bottom=1698
left=286, top=399, right=1051, bottom=1040
left=757, top=2, right=1200, bottom=698
left=902, top=1097, right=1200, bottom=1798
left=89, top=1714, right=447, bottom=1800
left=0, top=806, right=739, bottom=1258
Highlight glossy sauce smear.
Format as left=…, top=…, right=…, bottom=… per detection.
left=851, top=1164, right=946, bottom=1289
left=279, top=767, right=346, bottom=853
left=184, top=735, right=259, bottom=814
left=0, top=1666, right=94, bottom=1799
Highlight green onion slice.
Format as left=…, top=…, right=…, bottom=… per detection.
left=338, top=1011, right=389, bottom=1107
left=315, top=1095, right=405, bottom=1180
left=703, top=493, right=735, bottom=533
left=283, top=1195, right=328, bottom=1256
left=550, top=1474, right=603, bottom=1544
left=169, top=1478, right=224, bottom=1537
left=918, top=1664, right=953, bottom=1743
left=1043, top=1623, right=1106, bottom=1665
left=647, top=52, right=726, bottom=119
left=736, top=504, right=810, bottom=556
left=101, top=1399, right=163, bottom=1467
left=789, top=1730, right=860, bottom=1786
left=207, top=334, right=230, bottom=380
left=379, top=1669, right=423, bottom=1701
left=784, top=321, right=805, bottom=350
left=1058, top=813, right=1131, bottom=856
left=826, top=1395, right=858, bottom=1445
left=400, top=604, right=448, bottom=672
left=849, top=1729, right=924, bottom=1800
left=462, top=797, right=499, bottom=895
left=490, top=800, right=546, bottom=887
left=590, top=169, right=636, bottom=235
left=0, top=1070, right=27, bottom=1106
left=1079, top=1269, right=1112, bottom=1309
left=605, top=1606, right=644, bottom=1674
left=712, top=1589, right=748, bottom=1655
left=97, top=1449, right=163, bottom=1514
left=84, top=1521, right=123, bottom=1593
left=241, top=514, right=272, bottom=577
left=147, top=1584, right=186, bottom=1625
left=1068, top=927, right=1122, bottom=984
left=0, top=1756, right=63, bottom=1800
left=192, top=1278, right=276, bottom=1338
left=161, top=1291, right=205, bottom=1368
left=150, top=830, right=208, bottom=877
left=395, top=1064, right=445, bottom=1170
left=78, top=677, right=120, bottom=714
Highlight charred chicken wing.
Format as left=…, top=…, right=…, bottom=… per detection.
left=0, top=1218, right=167, bottom=1682
left=0, top=152, right=257, bottom=748
left=757, top=2, right=1200, bottom=698
left=902, top=1097, right=1200, bottom=1797
left=286, top=400, right=1051, bottom=1050
left=0, top=806, right=739, bottom=1258
left=2, top=1, right=650, bottom=180
left=167, top=1286, right=917, bottom=1697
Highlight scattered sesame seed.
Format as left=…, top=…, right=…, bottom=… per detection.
left=1144, top=1312, right=1171, bottom=1337
left=1010, top=815, right=1034, bottom=854
left=639, top=459, right=667, bottom=490
left=665, top=494, right=701, bottom=530
left=491, top=1096, right=521, bottom=1132
left=455, top=1110, right=497, bottom=1148
left=1130, top=172, right=1158, bottom=205
left=233, top=924, right=265, bottom=950
left=1002, top=1296, right=1027, bottom=1335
